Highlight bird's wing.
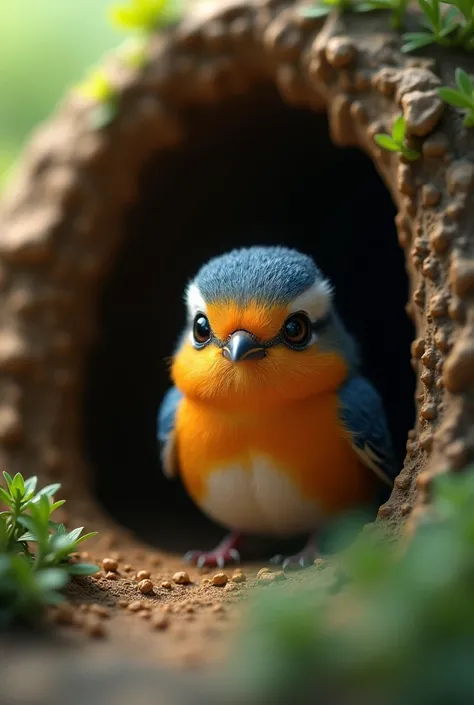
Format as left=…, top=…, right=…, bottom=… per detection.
left=157, top=386, right=183, bottom=478
left=337, top=376, right=397, bottom=488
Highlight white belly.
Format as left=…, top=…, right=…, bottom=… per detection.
left=200, top=455, right=321, bottom=536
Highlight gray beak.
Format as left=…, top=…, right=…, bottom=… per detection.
left=222, top=331, right=266, bottom=362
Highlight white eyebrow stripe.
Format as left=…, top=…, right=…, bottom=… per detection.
left=288, top=279, right=332, bottom=321
left=186, top=283, right=207, bottom=317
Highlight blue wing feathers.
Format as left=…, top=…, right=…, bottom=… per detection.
left=338, top=376, right=397, bottom=486
left=157, top=386, right=183, bottom=443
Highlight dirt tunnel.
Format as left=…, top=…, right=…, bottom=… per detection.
left=82, top=85, right=416, bottom=559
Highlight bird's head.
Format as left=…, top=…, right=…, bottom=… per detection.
left=171, top=246, right=358, bottom=412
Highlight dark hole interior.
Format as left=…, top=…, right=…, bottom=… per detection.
left=83, top=84, right=415, bottom=560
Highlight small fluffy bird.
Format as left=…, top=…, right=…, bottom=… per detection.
left=157, top=246, right=397, bottom=569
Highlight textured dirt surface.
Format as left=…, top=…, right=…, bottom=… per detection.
left=2, top=0, right=474, bottom=675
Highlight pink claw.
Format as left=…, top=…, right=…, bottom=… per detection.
left=183, top=533, right=242, bottom=569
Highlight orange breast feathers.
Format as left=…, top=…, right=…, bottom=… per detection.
left=174, top=392, right=374, bottom=518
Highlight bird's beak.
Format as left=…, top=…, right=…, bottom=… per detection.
left=222, top=331, right=266, bottom=362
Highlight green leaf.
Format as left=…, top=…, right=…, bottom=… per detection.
left=2, top=472, right=13, bottom=491
left=23, top=476, right=38, bottom=497
left=438, top=87, right=474, bottom=108
left=444, top=0, right=472, bottom=21
left=401, top=35, right=436, bottom=52
left=66, top=527, right=84, bottom=543
left=50, top=500, right=66, bottom=513
left=299, top=4, right=332, bottom=17
left=464, top=110, right=474, bottom=126
left=35, top=569, right=70, bottom=592
left=391, top=115, right=406, bottom=143
left=37, top=483, right=61, bottom=499
left=66, top=563, right=100, bottom=576
left=11, top=473, right=25, bottom=496
left=18, top=532, right=37, bottom=542
left=0, top=487, right=13, bottom=507
left=374, top=134, right=401, bottom=151
left=456, top=67, right=473, bottom=96
left=89, top=102, right=118, bottom=130
left=401, top=146, right=421, bottom=161
left=74, top=531, right=98, bottom=545
left=418, top=0, right=439, bottom=27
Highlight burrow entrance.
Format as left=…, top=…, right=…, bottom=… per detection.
left=83, top=84, right=415, bottom=559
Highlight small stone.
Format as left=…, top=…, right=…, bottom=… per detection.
left=446, top=160, right=474, bottom=196
left=420, top=402, right=437, bottom=420
left=137, top=570, right=151, bottom=581
left=400, top=502, right=412, bottom=515
left=212, top=572, right=229, bottom=587
left=123, top=564, right=133, bottom=572
left=419, top=432, right=433, bottom=451
left=257, top=567, right=271, bottom=579
left=411, top=338, right=425, bottom=358
left=325, top=36, right=356, bottom=68
left=118, top=599, right=129, bottom=608
left=430, top=224, right=452, bottom=253
left=224, top=582, right=238, bottom=592
left=152, top=614, right=170, bottom=630
left=161, top=580, right=173, bottom=589
left=396, top=68, right=441, bottom=102
left=430, top=294, right=448, bottom=317
left=422, top=184, right=441, bottom=207
left=402, top=90, right=444, bottom=137
left=421, top=370, right=434, bottom=387
left=105, top=571, right=117, bottom=580
left=85, top=620, right=106, bottom=638
left=102, top=558, right=118, bottom=572
left=138, top=579, right=154, bottom=594
left=173, top=571, right=191, bottom=585
left=128, top=601, right=144, bottom=612
left=231, top=572, right=247, bottom=583
left=421, top=348, right=437, bottom=369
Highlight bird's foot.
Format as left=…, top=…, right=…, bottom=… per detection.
left=270, top=536, right=321, bottom=571
left=183, top=533, right=242, bottom=569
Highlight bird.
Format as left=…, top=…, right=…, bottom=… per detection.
left=157, top=245, right=397, bottom=570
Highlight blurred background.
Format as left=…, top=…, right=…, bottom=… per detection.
left=0, top=0, right=123, bottom=189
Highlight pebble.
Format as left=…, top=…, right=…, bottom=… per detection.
left=118, top=599, right=129, bottom=608
left=231, top=571, right=246, bottom=583
left=161, top=580, right=173, bottom=589
left=212, top=572, right=229, bottom=587
left=102, top=557, right=118, bottom=572
left=85, top=620, right=106, bottom=638
left=89, top=604, right=109, bottom=619
left=257, top=567, right=271, bottom=579
left=173, top=571, right=191, bottom=585
left=137, top=570, right=151, bottom=580
left=105, top=571, right=117, bottom=580
left=138, top=579, right=154, bottom=594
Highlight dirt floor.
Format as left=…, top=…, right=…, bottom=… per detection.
left=43, top=538, right=319, bottom=670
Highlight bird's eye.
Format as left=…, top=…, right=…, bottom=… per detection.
left=193, top=315, right=211, bottom=346
left=282, top=313, right=311, bottom=348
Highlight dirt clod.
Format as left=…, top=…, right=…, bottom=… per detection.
left=102, top=557, right=118, bottom=572
left=173, top=571, right=191, bottom=585
left=137, top=569, right=151, bottom=580
left=212, top=572, right=229, bottom=587
left=231, top=571, right=246, bottom=583
left=138, top=579, right=154, bottom=594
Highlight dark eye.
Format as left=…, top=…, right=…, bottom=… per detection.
left=282, top=313, right=311, bottom=348
left=193, top=315, right=211, bottom=346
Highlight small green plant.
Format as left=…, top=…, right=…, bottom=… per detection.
left=75, top=68, right=118, bottom=129
left=109, top=0, right=182, bottom=33
left=438, top=67, right=474, bottom=126
left=0, top=472, right=98, bottom=626
left=229, top=467, right=474, bottom=705
left=374, top=115, right=420, bottom=160
left=300, top=0, right=408, bottom=29
left=402, top=0, right=474, bottom=53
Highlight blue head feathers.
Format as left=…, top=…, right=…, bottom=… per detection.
left=192, top=246, right=323, bottom=306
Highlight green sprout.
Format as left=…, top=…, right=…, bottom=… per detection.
left=0, top=472, right=98, bottom=627
left=438, top=67, right=474, bottom=126
left=402, top=0, right=474, bottom=53
left=75, top=68, right=118, bottom=130
left=374, top=115, right=420, bottom=161
left=300, top=0, right=408, bottom=29
left=109, top=0, right=182, bottom=33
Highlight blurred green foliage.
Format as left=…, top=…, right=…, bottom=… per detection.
left=229, top=468, right=474, bottom=705
left=0, top=0, right=123, bottom=187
